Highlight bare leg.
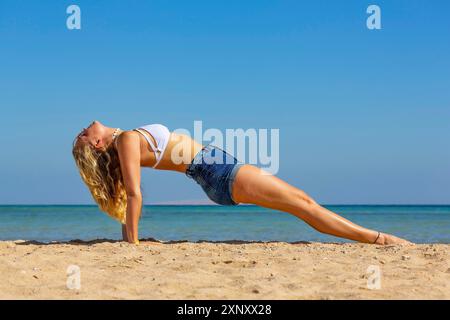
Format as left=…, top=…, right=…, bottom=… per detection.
left=232, top=165, right=412, bottom=245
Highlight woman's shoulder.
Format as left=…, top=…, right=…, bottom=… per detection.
left=114, top=130, right=141, bottom=149
left=118, top=129, right=140, bottom=137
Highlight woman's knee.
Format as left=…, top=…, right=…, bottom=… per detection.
left=290, top=189, right=318, bottom=209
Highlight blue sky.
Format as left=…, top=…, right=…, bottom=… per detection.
left=0, top=0, right=449, bottom=205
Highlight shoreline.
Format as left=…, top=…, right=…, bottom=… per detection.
left=1, top=240, right=449, bottom=299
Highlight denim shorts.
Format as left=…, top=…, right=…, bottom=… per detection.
left=186, top=145, right=244, bottom=206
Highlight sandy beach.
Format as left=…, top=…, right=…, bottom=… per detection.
left=0, top=239, right=448, bottom=300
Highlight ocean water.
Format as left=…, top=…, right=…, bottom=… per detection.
left=0, top=205, right=449, bottom=244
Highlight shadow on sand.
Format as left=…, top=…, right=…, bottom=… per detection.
left=14, top=238, right=315, bottom=246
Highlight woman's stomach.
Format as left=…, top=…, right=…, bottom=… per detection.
left=155, top=132, right=204, bottom=173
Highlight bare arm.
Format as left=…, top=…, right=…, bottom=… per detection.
left=117, top=131, right=142, bottom=244
left=121, top=224, right=128, bottom=242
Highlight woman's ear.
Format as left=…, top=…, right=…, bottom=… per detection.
left=94, top=138, right=103, bottom=150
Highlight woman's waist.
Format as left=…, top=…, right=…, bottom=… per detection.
left=153, top=133, right=204, bottom=172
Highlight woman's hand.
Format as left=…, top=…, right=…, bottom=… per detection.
left=121, top=224, right=128, bottom=242
left=121, top=224, right=129, bottom=242
left=125, top=193, right=142, bottom=243
left=122, top=224, right=140, bottom=244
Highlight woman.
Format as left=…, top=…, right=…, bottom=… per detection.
left=72, top=120, right=411, bottom=245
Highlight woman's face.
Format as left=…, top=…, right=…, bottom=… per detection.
left=75, top=120, right=106, bottom=149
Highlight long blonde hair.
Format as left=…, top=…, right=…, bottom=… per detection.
left=72, top=142, right=127, bottom=224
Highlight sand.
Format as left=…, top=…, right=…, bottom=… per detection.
left=0, top=239, right=448, bottom=300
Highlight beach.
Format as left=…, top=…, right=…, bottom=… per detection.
left=1, top=239, right=448, bottom=299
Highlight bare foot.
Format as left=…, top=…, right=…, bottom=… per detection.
left=376, top=233, right=414, bottom=245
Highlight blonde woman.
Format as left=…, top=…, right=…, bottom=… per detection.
left=73, top=120, right=411, bottom=245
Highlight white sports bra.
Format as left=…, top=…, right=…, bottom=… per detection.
left=134, top=124, right=171, bottom=168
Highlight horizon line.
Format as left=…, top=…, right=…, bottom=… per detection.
left=1, top=203, right=450, bottom=207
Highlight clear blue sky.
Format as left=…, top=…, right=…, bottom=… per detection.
left=0, top=0, right=449, bottom=205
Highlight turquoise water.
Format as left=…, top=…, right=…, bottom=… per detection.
left=0, top=205, right=449, bottom=243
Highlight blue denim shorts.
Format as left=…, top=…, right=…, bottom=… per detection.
left=186, top=145, right=244, bottom=206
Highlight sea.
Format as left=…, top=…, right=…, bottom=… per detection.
left=0, top=205, right=449, bottom=243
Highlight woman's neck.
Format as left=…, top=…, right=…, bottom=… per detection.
left=104, top=127, right=119, bottom=147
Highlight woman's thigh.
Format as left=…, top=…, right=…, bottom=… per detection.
left=232, top=165, right=315, bottom=212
